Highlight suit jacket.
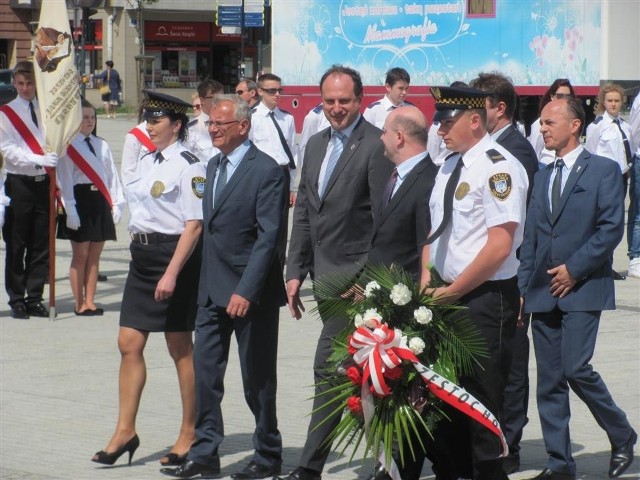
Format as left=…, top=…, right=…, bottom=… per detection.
left=286, top=117, right=393, bottom=281
left=368, top=155, right=439, bottom=281
left=518, top=149, right=624, bottom=313
left=496, top=124, right=538, bottom=202
left=197, top=143, right=287, bottom=308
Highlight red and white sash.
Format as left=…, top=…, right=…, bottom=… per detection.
left=0, top=104, right=50, bottom=173
left=66, top=142, right=113, bottom=207
left=129, top=125, right=156, bottom=153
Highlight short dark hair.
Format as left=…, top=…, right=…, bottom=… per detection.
left=257, top=73, right=281, bottom=87
left=197, top=79, right=224, bottom=98
left=469, top=72, right=518, bottom=119
left=540, top=78, right=575, bottom=113
left=319, top=64, right=363, bottom=99
left=563, top=96, right=585, bottom=136
left=12, top=60, right=33, bottom=79
left=166, top=112, right=189, bottom=143
left=385, top=67, right=410, bottom=86
left=106, top=60, right=114, bottom=68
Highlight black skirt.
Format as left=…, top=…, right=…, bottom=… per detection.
left=56, top=184, right=116, bottom=242
left=119, top=237, right=202, bottom=332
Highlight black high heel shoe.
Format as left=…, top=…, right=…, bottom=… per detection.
left=92, top=434, right=140, bottom=466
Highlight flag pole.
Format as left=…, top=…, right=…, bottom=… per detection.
left=48, top=170, right=56, bottom=321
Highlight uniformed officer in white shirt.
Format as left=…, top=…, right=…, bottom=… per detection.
left=420, top=85, right=528, bottom=480
left=121, top=121, right=154, bottom=188
left=363, top=67, right=412, bottom=129
left=187, top=79, right=223, bottom=163
left=296, top=103, right=330, bottom=174
left=0, top=61, right=58, bottom=319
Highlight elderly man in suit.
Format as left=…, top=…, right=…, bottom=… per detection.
left=470, top=72, right=539, bottom=474
left=161, top=95, right=287, bottom=480
left=518, top=97, right=636, bottom=480
left=279, top=65, right=392, bottom=480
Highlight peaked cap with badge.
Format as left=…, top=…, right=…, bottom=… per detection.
left=430, top=85, right=489, bottom=122
left=142, top=90, right=191, bottom=119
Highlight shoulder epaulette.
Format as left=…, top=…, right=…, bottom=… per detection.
left=486, top=148, right=506, bottom=163
left=403, top=100, right=415, bottom=106
left=180, top=151, right=200, bottom=164
left=312, top=103, right=323, bottom=114
left=187, top=118, right=198, bottom=128
left=366, top=101, right=381, bottom=109
left=593, top=115, right=604, bottom=125
left=251, top=106, right=258, bottom=113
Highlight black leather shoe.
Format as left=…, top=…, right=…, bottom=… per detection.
left=98, top=274, right=108, bottom=282
left=11, top=303, right=29, bottom=319
left=613, top=270, right=626, bottom=281
left=27, top=302, right=49, bottom=317
left=277, top=467, right=322, bottom=480
left=231, top=461, right=280, bottom=479
left=160, top=459, right=220, bottom=479
left=364, top=463, right=392, bottom=480
left=503, top=453, right=520, bottom=475
left=528, top=468, right=575, bottom=480
left=609, top=430, right=637, bottom=478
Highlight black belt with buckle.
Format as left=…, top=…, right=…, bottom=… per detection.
left=130, top=232, right=181, bottom=245
left=7, top=173, right=48, bottom=182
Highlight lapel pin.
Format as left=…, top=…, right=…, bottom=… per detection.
left=576, top=166, right=581, bottom=172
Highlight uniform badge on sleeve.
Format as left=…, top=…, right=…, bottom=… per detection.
left=192, top=176, right=206, bottom=199
left=489, top=173, right=512, bottom=200
left=150, top=181, right=165, bottom=198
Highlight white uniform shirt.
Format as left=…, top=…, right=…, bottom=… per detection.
left=125, top=141, right=205, bottom=235
left=187, top=111, right=220, bottom=164
left=297, top=103, right=330, bottom=171
left=528, top=116, right=555, bottom=168
left=363, top=95, right=412, bottom=129
left=249, top=102, right=297, bottom=189
left=630, top=92, right=640, bottom=157
left=426, top=121, right=451, bottom=166
left=58, top=133, right=125, bottom=210
left=121, top=122, right=152, bottom=188
left=429, top=134, right=528, bottom=284
left=0, top=96, right=46, bottom=176
left=586, top=110, right=633, bottom=173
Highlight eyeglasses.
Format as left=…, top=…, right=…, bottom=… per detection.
left=193, top=104, right=202, bottom=110
left=261, top=87, right=284, bottom=95
left=204, top=120, right=240, bottom=129
left=236, top=89, right=255, bottom=95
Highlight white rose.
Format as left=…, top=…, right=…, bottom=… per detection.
left=390, top=283, right=412, bottom=306
left=363, top=308, right=381, bottom=328
left=354, top=313, right=365, bottom=328
left=364, top=281, right=381, bottom=298
left=408, top=337, right=425, bottom=355
left=414, top=306, right=433, bottom=325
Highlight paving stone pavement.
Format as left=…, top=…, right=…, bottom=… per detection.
left=1, top=114, right=638, bottom=480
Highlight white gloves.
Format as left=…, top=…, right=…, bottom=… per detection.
left=65, top=205, right=81, bottom=230
left=36, top=153, right=58, bottom=168
left=112, top=205, right=122, bottom=225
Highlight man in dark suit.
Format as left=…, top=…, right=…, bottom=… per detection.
left=279, top=65, right=392, bottom=480
left=161, top=95, right=287, bottom=480
left=518, top=97, right=636, bottom=480
left=470, top=72, right=539, bottom=474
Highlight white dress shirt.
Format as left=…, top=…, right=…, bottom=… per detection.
left=363, top=95, right=411, bottom=129
left=586, top=110, right=633, bottom=173
left=0, top=96, right=46, bottom=176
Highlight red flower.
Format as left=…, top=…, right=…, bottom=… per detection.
left=347, top=395, right=363, bottom=415
left=347, top=335, right=357, bottom=355
left=383, top=366, right=403, bottom=381
left=346, top=366, right=362, bottom=385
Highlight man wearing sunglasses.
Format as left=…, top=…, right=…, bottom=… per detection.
left=249, top=72, right=297, bottom=267
left=235, top=78, right=260, bottom=109
left=187, top=79, right=223, bottom=163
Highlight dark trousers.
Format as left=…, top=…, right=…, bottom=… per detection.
left=298, top=307, right=349, bottom=473
left=277, top=166, right=291, bottom=269
left=2, top=173, right=50, bottom=306
left=189, top=299, right=282, bottom=469
left=532, top=309, right=633, bottom=475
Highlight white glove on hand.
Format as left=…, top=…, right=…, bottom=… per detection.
left=37, top=153, right=59, bottom=168
left=65, top=205, right=81, bottom=230
left=112, top=205, right=122, bottom=225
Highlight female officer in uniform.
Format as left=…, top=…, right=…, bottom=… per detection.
left=92, top=91, right=206, bottom=467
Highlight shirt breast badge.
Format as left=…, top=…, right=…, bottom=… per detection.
left=455, top=182, right=470, bottom=200
left=192, top=176, right=206, bottom=199
left=150, top=181, right=165, bottom=198
left=489, top=173, right=512, bottom=200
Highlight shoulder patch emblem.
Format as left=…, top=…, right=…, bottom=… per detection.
left=593, top=115, right=604, bottom=125
left=366, top=101, right=381, bottom=109
left=486, top=148, right=506, bottom=163
left=489, top=173, right=512, bottom=200
left=312, top=103, right=323, bottom=114
left=191, top=176, right=206, bottom=199
left=180, top=151, right=200, bottom=164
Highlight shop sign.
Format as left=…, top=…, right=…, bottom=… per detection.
left=145, top=21, right=211, bottom=43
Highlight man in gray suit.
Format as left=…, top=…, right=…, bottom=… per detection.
left=161, top=95, right=287, bottom=480
left=279, top=65, right=392, bottom=480
left=518, top=97, right=636, bottom=480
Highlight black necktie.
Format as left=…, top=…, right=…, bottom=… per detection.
left=268, top=111, right=296, bottom=169
left=551, top=158, right=565, bottom=214
left=155, top=152, right=164, bottom=163
left=613, top=118, right=633, bottom=167
left=425, top=156, right=464, bottom=244
left=381, top=168, right=398, bottom=208
left=85, top=137, right=96, bottom=156
left=29, top=101, right=38, bottom=128
left=214, top=156, right=228, bottom=205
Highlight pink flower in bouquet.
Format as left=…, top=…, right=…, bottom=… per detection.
left=346, top=366, right=362, bottom=385
left=347, top=395, right=363, bottom=415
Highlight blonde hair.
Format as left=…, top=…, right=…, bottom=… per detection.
left=594, top=83, right=624, bottom=115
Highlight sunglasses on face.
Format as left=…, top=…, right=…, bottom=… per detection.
left=193, top=104, right=202, bottom=109
left=261, top=88, right=284, bottom=95
left=236, top=89, right=255, bottom=95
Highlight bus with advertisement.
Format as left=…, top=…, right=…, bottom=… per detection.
left=269, top=0, right=640, bottom=133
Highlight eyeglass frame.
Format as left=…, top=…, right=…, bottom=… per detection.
left=204, top=119, right=240, bottom=129
left=192, top=104, right=202, bottom=110
left=236, top=89, right=256, bottom=96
